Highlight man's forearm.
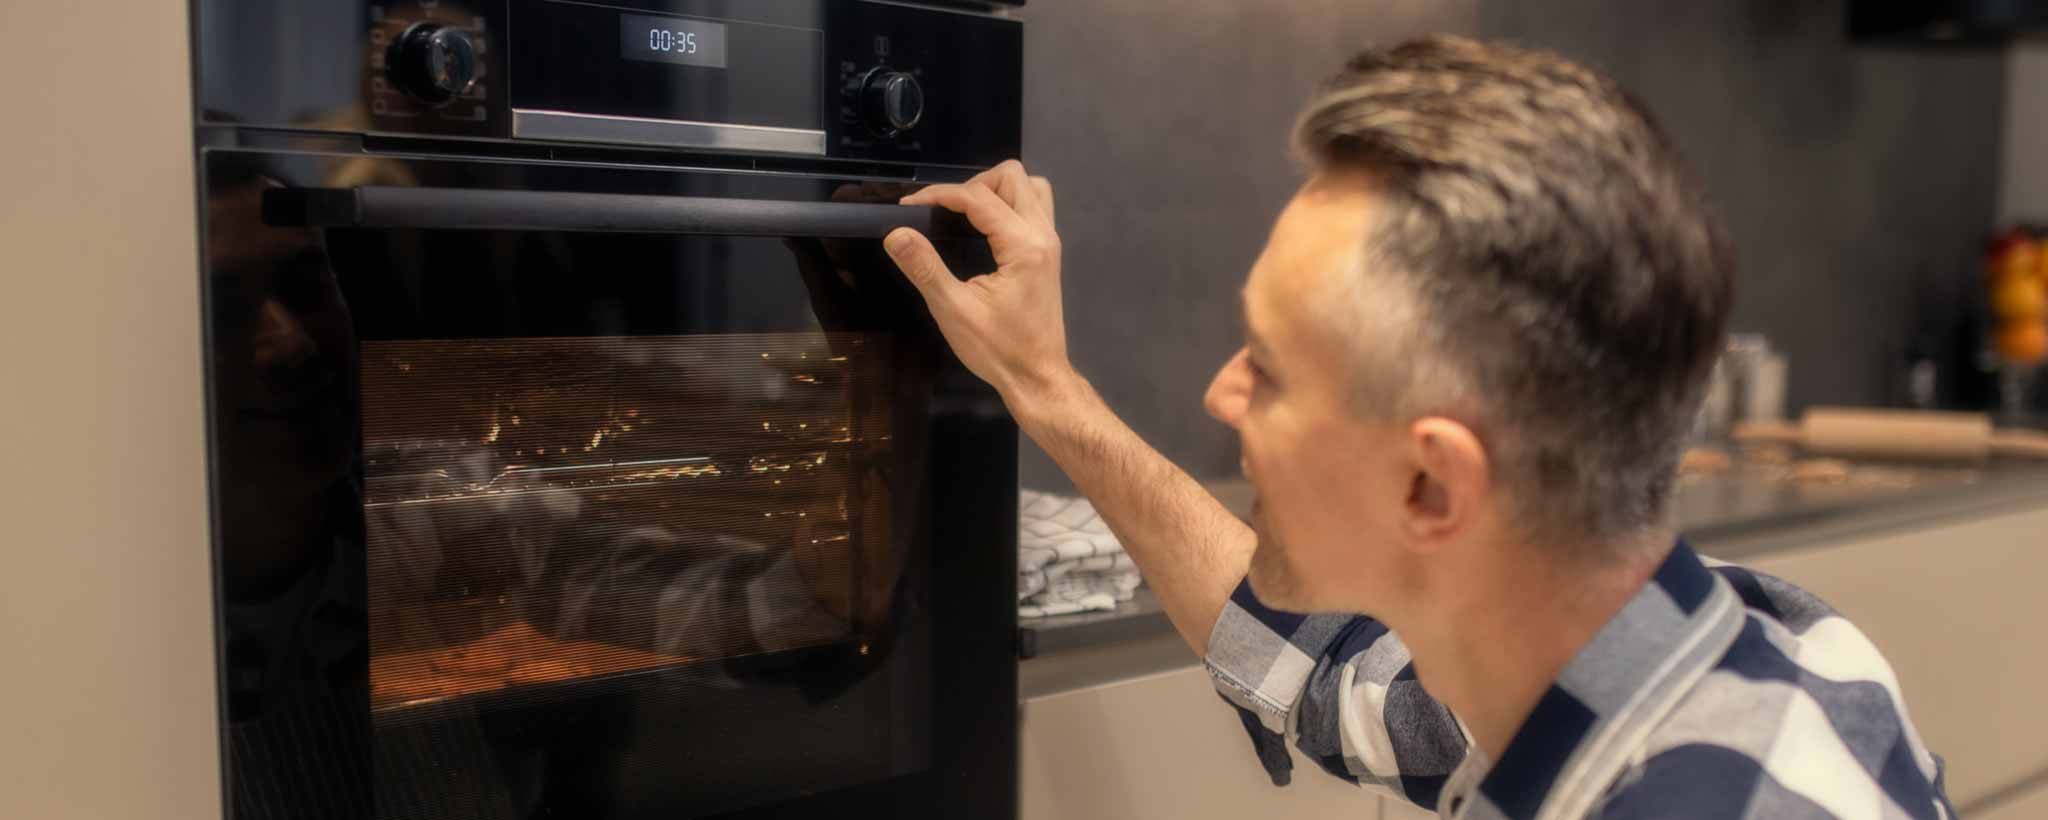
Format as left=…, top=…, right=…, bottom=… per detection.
left=1008, top=371, right=1254, bottom=656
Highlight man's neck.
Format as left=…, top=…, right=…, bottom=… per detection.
left=1391, top=532, right=1671, bottom=763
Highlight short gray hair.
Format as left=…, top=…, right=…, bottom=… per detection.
left=1297, top=36, right=1733, bottom=548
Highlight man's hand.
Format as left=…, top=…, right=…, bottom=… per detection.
left=884, top=160, right=1074, bottom=409
left=882, top=160, right=1256, bottom=657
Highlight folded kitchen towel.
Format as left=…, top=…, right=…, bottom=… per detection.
left=1018, top=490, right=1142, bottom=618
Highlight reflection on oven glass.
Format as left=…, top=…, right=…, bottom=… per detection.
left=360, top=333, right=892, bottom=710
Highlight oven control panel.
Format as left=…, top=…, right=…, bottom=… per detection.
left=341, top=0, right=1021, bottom=168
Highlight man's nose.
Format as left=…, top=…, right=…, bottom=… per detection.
left=1205, top=348, right=1251, bottom=428
left=251, top=299, right=316, bottom=373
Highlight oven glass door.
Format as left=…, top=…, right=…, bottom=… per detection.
left=202, top=148, right=1016, bottom=819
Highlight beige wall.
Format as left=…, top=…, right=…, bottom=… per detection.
left=0, top=3, right=219, bottom=819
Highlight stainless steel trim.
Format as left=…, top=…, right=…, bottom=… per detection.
left=199, top=138, right=967, bottom=185
left=512, top=109, right=827, bottom=155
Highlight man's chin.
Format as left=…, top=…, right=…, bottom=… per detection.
left=1245, top=543, right=1310, bottom=614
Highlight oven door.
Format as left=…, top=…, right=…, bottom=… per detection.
left=201, top=147, right=1016, bottom=820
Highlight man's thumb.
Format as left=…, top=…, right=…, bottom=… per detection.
left=885, top=228, right=957, bottom=303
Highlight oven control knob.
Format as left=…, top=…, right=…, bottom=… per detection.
left=389, top=23, right=479, bottom=105
left=861, top=70, right=925, bottom=136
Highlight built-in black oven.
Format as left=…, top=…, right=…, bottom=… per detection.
left=192, top=1, right=1021, bottom=817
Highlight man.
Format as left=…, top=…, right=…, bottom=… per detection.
left=882, top=36, right=1952, bottom=819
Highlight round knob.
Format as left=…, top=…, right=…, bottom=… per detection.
left=861, top=70, right=924, bottom=136
left=389, top=23, right=478, bottom=105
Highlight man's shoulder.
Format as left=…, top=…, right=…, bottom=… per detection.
left=1597, top=605, right=1949, bottom=819
left=1704, top=562, right=1838, bottom=633
left=1594, top=741, right=1837, bottom=819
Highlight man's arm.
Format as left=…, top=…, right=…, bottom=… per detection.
left=882, top=160, right=1251, bottom=654
left=1208, top=579, right=1469, bottom=806
left=1007, top=374, right=1254, bottom=653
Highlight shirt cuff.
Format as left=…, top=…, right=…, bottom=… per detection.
left=1203, top=578, right=1349, bottom=737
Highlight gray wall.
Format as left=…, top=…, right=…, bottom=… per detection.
left=1012, top=0, right=2007, bottom=491
left=2000, top=43, right=2048, bottom=224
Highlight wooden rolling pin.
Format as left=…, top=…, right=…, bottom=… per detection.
left=1734, top=407, right=2048, bottom=461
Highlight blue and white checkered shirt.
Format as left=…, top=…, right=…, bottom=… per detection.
left=1205, top=541, right=1954, bottom=819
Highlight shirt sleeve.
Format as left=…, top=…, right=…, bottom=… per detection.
left=1205, top=578, right=1471, bottom=812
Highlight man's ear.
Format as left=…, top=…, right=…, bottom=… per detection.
left=1401, top=417, right=1492, bottom=547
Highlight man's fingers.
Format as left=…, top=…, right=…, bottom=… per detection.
left=969, top=160, right=1043, bottom=220
left=900, top=182, right=1031, bottom=241
left=884, top=227, right=962, bottom=306
left=966, top=160, right=1052, bottom=227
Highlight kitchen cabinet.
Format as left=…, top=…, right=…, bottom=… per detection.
left=0, top=4, right=217, bottom=820
left=1020, top=637, right=1383, bottom=819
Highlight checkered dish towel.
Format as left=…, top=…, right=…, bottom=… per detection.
left=1018, top=490, right=1141, bottom=618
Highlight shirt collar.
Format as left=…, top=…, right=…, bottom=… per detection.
left=1440, top=540, right=1748, bottom=820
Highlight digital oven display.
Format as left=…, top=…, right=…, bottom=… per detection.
left=619, top=13, right=729, bottom=69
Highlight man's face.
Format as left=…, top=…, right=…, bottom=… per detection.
left=207, top=179, right=358, bottom=592
left=209, top=183, right=358, bottom=493
left=1204, top=175, right=1410, bottom=613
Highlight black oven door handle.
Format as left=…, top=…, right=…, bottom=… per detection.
left=261, top=186, right=977, bottom=239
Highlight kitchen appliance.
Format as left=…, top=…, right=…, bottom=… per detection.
left=193, top=1, right=1021, bottom=817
